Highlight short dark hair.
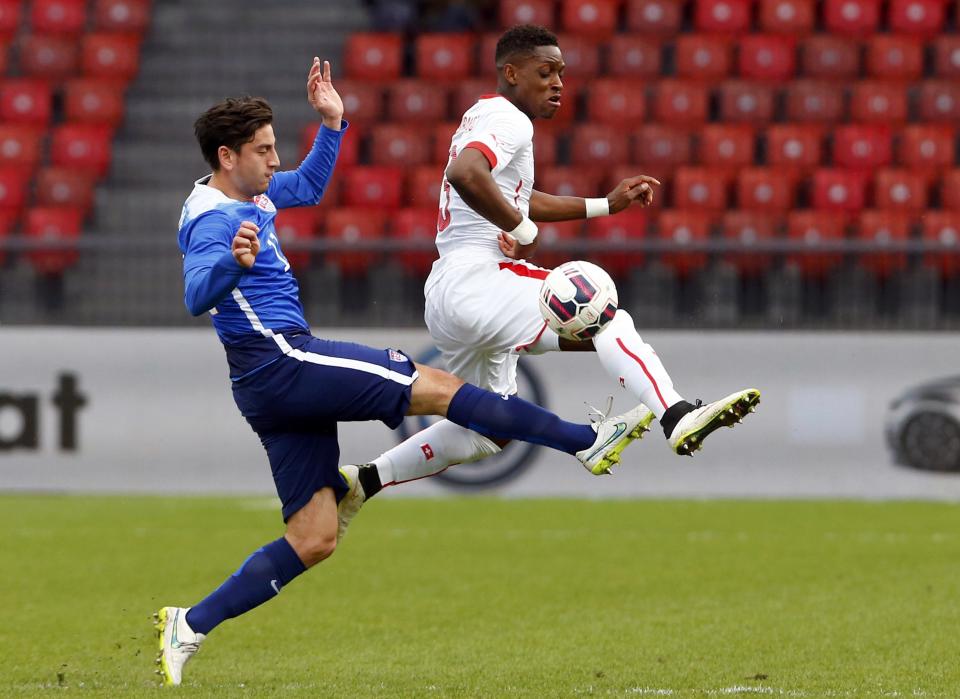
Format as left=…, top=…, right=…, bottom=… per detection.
left=494, top=24, right=559, bottom=68
left=194, top=96, right=273, bottom=170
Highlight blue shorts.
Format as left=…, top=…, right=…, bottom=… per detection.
left=231, top=333, right=418, bottom=521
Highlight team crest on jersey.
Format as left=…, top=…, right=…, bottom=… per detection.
left=389, top=349, right=408, bottom=363
left=252, top=194, right=276, bottom=212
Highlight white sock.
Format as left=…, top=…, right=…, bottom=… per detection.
left=373, top=420, right=502, bottom=486
left=593, top=309, right=684, bottom=419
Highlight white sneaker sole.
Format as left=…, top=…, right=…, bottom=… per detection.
left=672, top=388, right=761, bottom=456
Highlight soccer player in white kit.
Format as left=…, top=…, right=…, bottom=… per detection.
left=337, top=25, right=760, bottom=529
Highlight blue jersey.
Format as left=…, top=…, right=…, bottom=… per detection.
left=178, top=121, right=347, bottom=379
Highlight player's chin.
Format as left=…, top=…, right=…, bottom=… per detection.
left=539, top=102, right=561, bottom=119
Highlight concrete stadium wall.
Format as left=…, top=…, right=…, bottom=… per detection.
left=2, top=327, right=960, bottom=500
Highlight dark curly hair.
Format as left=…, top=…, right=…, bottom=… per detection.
left=494, top=24, right=559, bottom=69
left=194, top=96, right=273, bottom=170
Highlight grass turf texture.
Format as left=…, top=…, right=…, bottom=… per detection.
left=2, top=496, right=959, bottom=698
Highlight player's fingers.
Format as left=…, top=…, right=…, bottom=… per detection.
left=323, top=60, right=331, bottom=82
left=238, top=221, right=260, bottom=235
left=624, top=175, right=661, bottom=188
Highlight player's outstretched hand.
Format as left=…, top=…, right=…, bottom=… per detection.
left=607, top=175, right=661, bottom=213
left=232, top=221, right=261, bottom=269
left=308, top=57, right=344, bottom=130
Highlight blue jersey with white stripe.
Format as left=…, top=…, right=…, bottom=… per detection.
left=177, top=121, right=347, bottom=379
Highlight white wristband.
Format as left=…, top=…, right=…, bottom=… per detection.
left=508, top=216, right=538, bottom=245
left=585, top=197, right=610, bottom=218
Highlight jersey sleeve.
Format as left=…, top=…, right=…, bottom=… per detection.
left=463, top=110, right=533, bottom=177
left=180, top=210, right=245, bottom=316
left=267, top=120, right=349, bottom=209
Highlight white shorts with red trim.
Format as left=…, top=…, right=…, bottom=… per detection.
left=424, top=258, right=560, bottom=395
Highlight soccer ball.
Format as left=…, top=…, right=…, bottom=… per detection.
left=538, top=260, right=618, bottom=341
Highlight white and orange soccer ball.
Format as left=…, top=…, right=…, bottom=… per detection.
left=538, top=260, right=618, bottom=341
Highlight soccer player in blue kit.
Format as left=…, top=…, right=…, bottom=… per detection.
left=153, top=57, right=653, bottom=686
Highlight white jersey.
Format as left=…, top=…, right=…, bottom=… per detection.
left=434, top=94, right=535, bottom=266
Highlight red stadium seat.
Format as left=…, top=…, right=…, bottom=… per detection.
left=50, top=124, right=113, bottom=178
left=799, top=35, right=860, bottom=80
left=759, top=0, right=815, bottom=34
left=478, top=33, right=500, bottom=78
left=0, top=167, right=30, bottom=215
left=0, top=0, right=22, bottom=39
left=415, top=33, right=475, bottom=81
left=93, top=0, right=151, bottom=33
left=765, top=124, right=824, bottom=173
left=19, top=34, right=79, bottom=79
left=675, top=35, right=733, bottom=81
left=63, top=79, right=125, bottom=126
left=873, top=168, right=928, bottom=212
left=340, top=166, right=404, bottom=209
left=717, top=81, right=776, bottom=124
left=323, top=208, right=387, bottom=276
left=721, top=210, right=780, bottom=273
left=921, top=212, right=960, bottom=275
left=586, top=79, right=647, bottom=126
left=585, top=209, right=649, bottom=275
left=335, top=81, right=383, bottom=124
left=570, top=125, right=630, bottom=167
left=824, top=0, right=880, bottom=37
left=698, top=124, right=755, bottom=170
left=392, top=207, right=438, bottom=276
left=500, top=0, right=555, bottom=28
left=738, top=35, right=797, bottom=82
left=0, top=39, right=9, bottom=73
left=532, top=129, right=559, bottom=167
left=652, top=80, right=709, bottom=125
left=625, top=0, right=683, bottom=35
left=786, top=210, right=847, bottom=274
left=537, top=167, right=603, bottom=198
left=30, top=0, right=86, bottom=35
left=606, top=35, right=662, bottom=78
left=344, top=33, right=403, bottom=80
left=849, top=81, right=908, bottom=124
left=865, top=36, right=923, bottom=80
left=673, top=167, right=730, bottom=211
left=919, top=81, right=960, bottom=123
left=554, top=34, right=600, bottom=77
left=408, top=165, right=443, bottom=208
left=694, top=0, right=751, bottom=34
left=273, top=208, right=320, bottom=270
left=536, top=219, right=584, bottom=269
left=832, top=125, right=893, bottom=170
left=942, top=170, right=960, bottom=211
left=898, top=125, right=956, bottom=176
left=25, top=206, right=83, bottom=274
left=0, top=79, right=53, bottom=124
left=933, top=36, right=960, bottom=78
left=561, top=0, right=618, bottom=37
left=632, top=125, right=694, bottom=179
left=451, top=79, right=495, bottom=117
left=386, top=80, right=449, bottom=123
left=736, top=168, right=797, bottom=212
left=656, top=210, right=713, bottom=274
left=888, top=0, right=945, bottom=36
left=81, top=33, right=141, bottom=83
left=784, top=80, right=845, bottom=122
left=0, top=125, right=44, bottom=169
left=299, top=122, right=359, bottom=167
left=431, top=122, right=459, bottom=164
left=811, top=169, right=869, bottom=212
left=856, top=210, right=912, bottom=276
left=35, top=166, right=95, bottom=212
left=369, top=124, right=431, bottom=167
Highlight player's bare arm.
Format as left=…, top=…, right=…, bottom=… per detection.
left=445, top=148, right=523, bottom=231
left=528, top=175, right=661, bottom=222
left=307, top=57, right=343, bottom=131
left=232, top=221, right=260, bottom=268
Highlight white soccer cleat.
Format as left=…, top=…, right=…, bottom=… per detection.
left=153, top=606, right=204, bottom=687
left=337, top=465, right=367, bottom=543
left=576, top=402, right=655, bottom=475
left=668, top=388, right=761, bottom=456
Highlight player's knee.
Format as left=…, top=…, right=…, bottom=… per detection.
left=291, top=530, right=337, bottom=568
left=409, top=364, right=465, bottom=415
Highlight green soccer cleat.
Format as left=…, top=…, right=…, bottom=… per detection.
left=153, top=606, right=204, bottom=687
left=577, top=403, right=656, bottom=475
left=668, top=388, right=761, bottom=457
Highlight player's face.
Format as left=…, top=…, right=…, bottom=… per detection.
left=511, top=46, right=564, bottom=120
left=230, top=124, right=280, bottom=198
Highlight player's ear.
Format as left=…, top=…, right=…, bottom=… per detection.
left=503, top=63, right=519, bottom=87
left=217, top=145, right=235, bottom=171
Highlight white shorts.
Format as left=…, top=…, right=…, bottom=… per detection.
left=424, top=259, right=561, bottom=395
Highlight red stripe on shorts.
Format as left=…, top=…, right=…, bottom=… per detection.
left=498, top=261, right=550, bottom=279
left=615, top=337, right=668, bottom=410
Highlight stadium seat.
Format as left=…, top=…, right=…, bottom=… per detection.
left=35, top=166, right=95, bottom=212
left=391, top=207, right=438, bottom=276
left=811, top=169, right=869, bottom=212
left=478, top=33, right=501, bottom=77
left=407, top=165, right=443, bottom=208
left=736, top=168, right=797, bottom=212
left=19, top=34, right=79, bottom=79
left=24, top=206, right=83, bottom=275
left=0, top=167, right=30, bottom=214
left=888, top=0, right=945, bottom=36
left=30, top=0, right=87, bottom=36
left=335, top=81, right=383, bottom=124
left=570, top=126, right=630, bottom=167
left=898, top=125, right=956, bottom=176
left=786, top=210, right=847, bottom=274
left=765, top=124, right=824, bottom=173
left=586, top=79, right=647, bottom=125
left=0, top=79, right=52, bottom=124
left=784, top=80, right=845, bottom=122
left=93, top=0, right=151, bottom=33
left=299, top=123, right=359, bottom=167
left=431, top=122, right=459, bottom=164
left=500, top=0, right=555, bottom=28
left=721, top=210, right=780, bottom=273
left=561, top=0, right=618, bottom=37
left=759, top=0, right=815, bottom=34
left=717, top=81, right=776, bottom=124
left=823, top=0, right=881, bottom=36
left=0, top=38, right=9, bottom=73
left=856, top=210, right=912, bottom=276
left=625, top=0, right=683, bottom=35
left=0, top=125, right=44, bottom=169
left=81, top=33, right=141, bottom=83
left=452, top=79, right=496, bottom=117
left=832, top=125, right=893, bottom=170
left=652, top=80, right=709, bottom=125
left=918, top=81, right=960, bottom=122
left=63, top=79, right=125, bottom=126
left=849, top=81, right=908, bottom=124
left=738, top=35, right=797, bottom=82
left=322, top=208, right=387, bottom=276
left=50, top=123, right=113, bottom=178
left=698, top=124, right=755, bottom=170
left=536, top=219, right=584, bottom=269
left=585, top=209, right=649, bottom=275
left=933, top=36, right=960, bottom=78
left=673, top=167, right=730, bottom=211
left=606, top=35, right=662, bottom=78
left=0, top=0, right=22, bottom=40
left=554, top=34, right=600, bottom=77
left=386, top=80, right=449, bottom=123
left=537, top=167, right=603, bottom=198
left=873, top=169, right=928, bottom=212
left=921, top=212, right=960, bottom=275
left=694, top=0, right=751, bottom=34
left=632, top=125, right=694, bottom=178
left=415, top=33, right=475, bottom=81
left=344, top=33, right=403, bottom=80
left=656, top=210, right=713, bottom=274
left=799, top=35, right=861, bottom=80
left=675, top=35, right=733, bottom=81
left=340, top=166, right=404, bottom=209
left=274, top=208, right=320, bottom=270
left=942, top=170, right=960, bottom=210
left=865, top=36, right=923, bottom=80
left=369, top=124, right=431, bottom=167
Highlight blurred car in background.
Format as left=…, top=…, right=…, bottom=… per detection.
left=886, top=377, right=960, bottom=473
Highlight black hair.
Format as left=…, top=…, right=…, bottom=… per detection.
left=194, top=96, right=273, bottom=170
left=494, top=24, right=559, bottom=68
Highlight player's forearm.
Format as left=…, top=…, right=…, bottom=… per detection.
left=269, top=120, right=348, bottom=207
left=447, top=169, right=522, bottom=232
left=528, top=191, right=591, bottom=222
left=183, top=252, right=244, bottom=316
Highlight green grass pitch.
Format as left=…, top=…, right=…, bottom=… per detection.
left=2, top=495, right=959, bottom=697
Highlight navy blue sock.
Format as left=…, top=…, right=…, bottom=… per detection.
left=185, top=537, right=306, bottom=635
left=446, top=384, right=596, bottom=454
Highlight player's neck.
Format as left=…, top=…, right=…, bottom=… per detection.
left=207, top=172, right=253, bottom=202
